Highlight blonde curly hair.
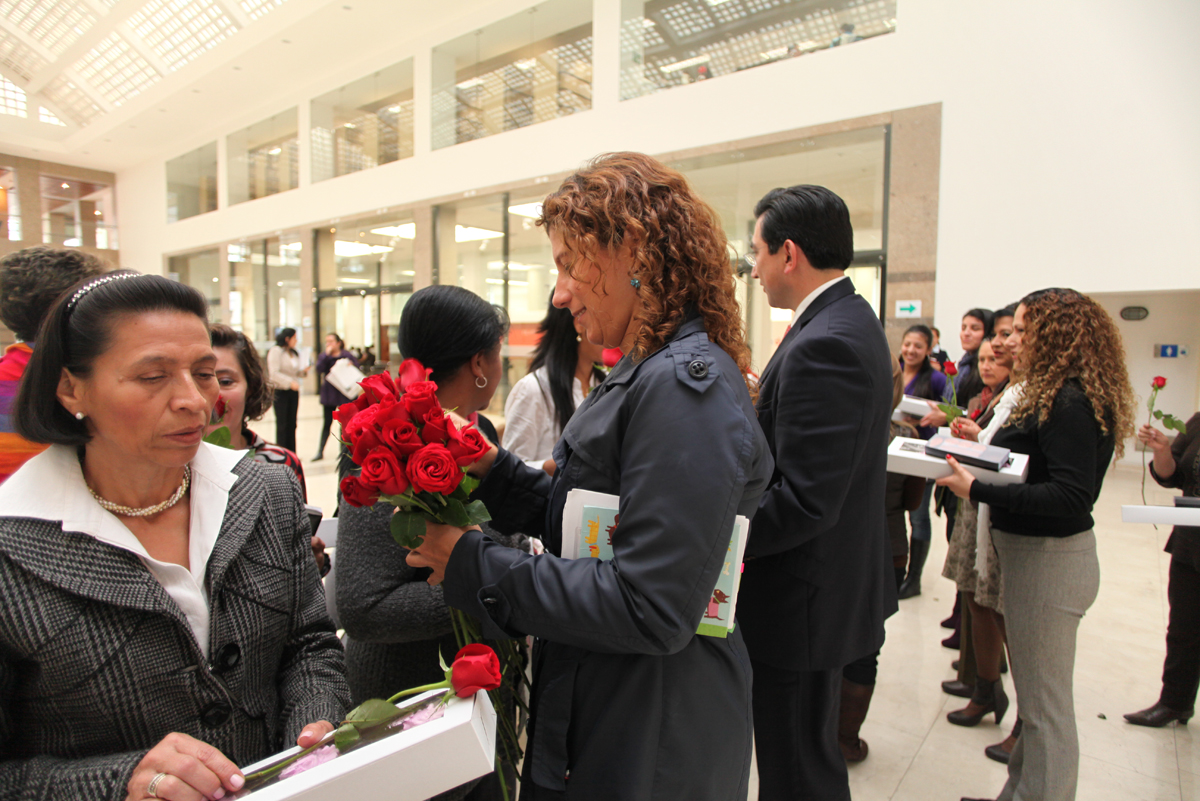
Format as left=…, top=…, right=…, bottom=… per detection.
left=537, top=152, right=752, bottom=389
left=1010, top=288, right=1136, bottom=457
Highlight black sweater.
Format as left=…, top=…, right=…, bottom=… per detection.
left=971, top=380, right=1114, bottom=537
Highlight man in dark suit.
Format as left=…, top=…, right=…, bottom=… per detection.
left=739, top=185, right=898, bottom=800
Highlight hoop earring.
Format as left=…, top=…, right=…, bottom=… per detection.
left=475, top=376, right=488, bottom=389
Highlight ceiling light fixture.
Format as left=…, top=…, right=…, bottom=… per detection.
left=660, top=55, right=711, bottom=73
left=370, top=224, right=416, bottom=238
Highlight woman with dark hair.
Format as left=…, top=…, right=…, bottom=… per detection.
left=266, top=326, right=308, bottom=453
left=405, top=153, right=773, bottom=800
left=894, top=323, right=948, bottom=599
left=504, top=294, right=606, bottom=472
left=313, top=332, right=359, bottom=462
left=1124, top=410, right=1200, bottom=729
left=0, top=272, right=348, bottom=800
left=336, top=284, right=518, bottom=801
left=942, top=288, right=1136, bottom=801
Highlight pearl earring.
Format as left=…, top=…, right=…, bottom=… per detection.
left=75, top=412, right=85, bottom=420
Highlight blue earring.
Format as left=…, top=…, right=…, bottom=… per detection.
left=630, top=278, right=641, bottom=289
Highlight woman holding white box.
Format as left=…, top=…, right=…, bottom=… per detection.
left=940, top=288, right=1135, bottom=801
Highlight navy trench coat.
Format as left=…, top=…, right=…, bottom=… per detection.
left=444, top=315, right=773, bottom=800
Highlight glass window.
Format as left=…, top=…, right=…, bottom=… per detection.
left=431, top=0, right=593, bottom=150
left=505, top=191, right=557, bottom=388
left=166, top=142, right=218, bottom=222
left=39, top=174, right=117, bottom=249
left=312, top=59, right=415, bottom=182
left=620, top=0, right=896, bottom=101
left=227, top=109, right=299, bottom=204
left=320, top=215, right=417, bottom=291
left=228, top=242, right=266, bottom=344
left=167, top=248, right=222, bottom=322
left=0, top=167, right=16, bottom=241
left=269, top=234, right=305, bottom=342
left=668, top=126, right=888, bottom=365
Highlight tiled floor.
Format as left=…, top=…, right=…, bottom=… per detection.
left=279, top=394, right=1194, bottom=800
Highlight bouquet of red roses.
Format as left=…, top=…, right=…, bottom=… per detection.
left=335, top=358, right=493, bottom=548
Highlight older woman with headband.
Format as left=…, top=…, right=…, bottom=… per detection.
left=0, top=272, right=348, bottom=800
left=941, top=288, right=1135, bottom=801
left=406, top=153, right=773, bottom=800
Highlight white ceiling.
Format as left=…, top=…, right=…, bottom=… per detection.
left=0, top=0, right=455, bottom=170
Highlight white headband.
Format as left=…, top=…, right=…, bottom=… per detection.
left=66, top=272, right=138, bottom=312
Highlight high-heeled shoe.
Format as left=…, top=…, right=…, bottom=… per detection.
left=1124, top=702, right=1193, bottom=727
left=948, top=677, right=1009, bottom=727
left=985, top=717, right=1022, bottom=764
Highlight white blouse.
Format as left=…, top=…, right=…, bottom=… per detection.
left=503, top=366, right=598, bottom=468
left=0, top=442, right=246, bottom=658
left=266, top=345, right=304, bottom=391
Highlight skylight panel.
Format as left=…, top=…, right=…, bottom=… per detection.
left=0, top=32, right=50, bottom=81
left=42, top=74, right=101, bottom=125
left=73, top=32, right=160, bottom=105
left=240, top=0, right=287, bottom=21
left=128, top=0, right=239, bottom=71
left=0, top=0, right=97, bottom=56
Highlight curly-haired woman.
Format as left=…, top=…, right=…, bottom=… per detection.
left=940, top=288, right=1136, bottom=801
left=405, top=152, right=773, bottom=800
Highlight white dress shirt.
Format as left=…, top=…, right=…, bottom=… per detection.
left=0, top=442, right=246, bottom=658
left=503, top=366, right=598, bottom=468
left=790, top=274, right=850, bottom=328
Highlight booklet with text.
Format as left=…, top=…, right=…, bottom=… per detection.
left=561, top=489, right=749, bottom=638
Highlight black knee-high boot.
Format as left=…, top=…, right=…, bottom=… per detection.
left=898, top=539, right=930, bottom=599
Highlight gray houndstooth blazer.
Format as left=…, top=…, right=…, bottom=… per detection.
left=0, top=456, right=350, bottom=800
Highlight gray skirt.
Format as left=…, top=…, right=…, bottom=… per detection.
left=941, top=498, right=1004, bottom=613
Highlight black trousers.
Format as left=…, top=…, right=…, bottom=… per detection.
left=1162, top=555, right=1200, bottom=711
left=751, top=660, right=849, bottom=801
left=317, top=404, right=335, bottom=456
left=273, top=389, right=299, bottom=454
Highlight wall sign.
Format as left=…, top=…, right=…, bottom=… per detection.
left=894, top=300, right=922, bottom=318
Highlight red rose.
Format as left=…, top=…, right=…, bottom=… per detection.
left=398, top=358, right=433, bottom=391
left=381, top=417, right=425, bottom=456
left=360, top=446, right=411, bottom=496
left=333, top=401, right=360, bottom=429
left=342, top=404, right=383, bottom=445
left=402, top=381, right=440, bottom=419
left=374, top=398, right=412, bottom=427
left=420, top=407, right=449, bottom=444
left=407, top=443, right=463, bottom=495
left=602, top=348, right=623, bottom=368
left=446, top=422, right=493, bottom=467
left=449, top=644, right=503, bottom=698
left=944, top=362, right=958, bottom=377
left=351, top=427, right=384, bottom=465
left=340, top=474, right=380, bottom=507
left=360, top=372, right=399, bottom=403
left=210, top=395, right=227, bottom=425
left=1152, top=376, right=1167, bottom=389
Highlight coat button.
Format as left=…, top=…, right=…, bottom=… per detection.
left=200, top=701, right=232, bottom=728
left=482, top=596, right=498, bottom=606
left=687, top=359, right=708, bottom=379
left=214, top=643, right=241, bottom=673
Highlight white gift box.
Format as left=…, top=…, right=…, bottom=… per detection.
left=886, top=437, right=1029, bottom=485
left=1121, top=505, right=1200, bottom=526
left=238, top=690, right=496, bottom=801
left=897, top=395, right=937, bottom=418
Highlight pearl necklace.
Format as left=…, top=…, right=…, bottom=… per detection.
left=87, top=467, right=191, bottom=517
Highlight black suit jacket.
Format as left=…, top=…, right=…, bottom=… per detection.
left=738, top=278, right=899, bottom=671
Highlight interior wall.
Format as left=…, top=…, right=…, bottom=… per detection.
left=112, top=0, right=1200, bottom=327
left=1092, top=290, right=1200, bottom=465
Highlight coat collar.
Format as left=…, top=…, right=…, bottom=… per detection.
left=0, top=444, right=264, bottom=614
left=792, top=275, right=855, bottom=333
left=600, top=310, right=707, bottom=390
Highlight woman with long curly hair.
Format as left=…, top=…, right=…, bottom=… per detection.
left=940, top=288, right=1135, bottom=801
left=405, top=152, right=773, bottom=800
